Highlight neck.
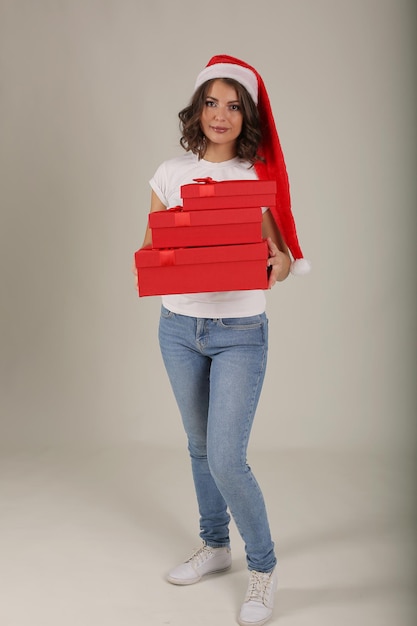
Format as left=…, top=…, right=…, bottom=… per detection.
left=203, top=142, right=237, bottom=163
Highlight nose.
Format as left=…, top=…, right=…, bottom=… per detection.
left=214, top=105, right=227, bottom=120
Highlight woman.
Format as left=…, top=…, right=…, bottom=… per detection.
left=137, top=55, right=309, bottom=626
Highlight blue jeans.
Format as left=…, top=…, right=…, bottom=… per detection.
left=158, top=305, right=276, bottom=573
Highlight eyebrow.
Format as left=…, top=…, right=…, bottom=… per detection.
left=206, top=96, right=240, bottom=104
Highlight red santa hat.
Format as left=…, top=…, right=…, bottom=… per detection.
left=195, top=54, right=311, bottom=276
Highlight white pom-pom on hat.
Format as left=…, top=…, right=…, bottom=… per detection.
left=290, top=258, right=312, bottom=276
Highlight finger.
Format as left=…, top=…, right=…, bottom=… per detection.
left=267, top=237, right=278, bottom=252
left=267, top=264, right=279, bottom=289
left=267, top=236, right=278, bottom=254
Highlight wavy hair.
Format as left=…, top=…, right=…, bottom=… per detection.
left=178, top=78, right=262, bottom=163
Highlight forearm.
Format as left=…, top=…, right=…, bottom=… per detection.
left=262, top=209, right=291, bottom=285
left=141, top=225, right=152, bottom=248
left=140, top=191, right=167, bottom=248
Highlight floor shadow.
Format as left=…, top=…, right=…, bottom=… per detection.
left=276, top=578, right=415, bottom=618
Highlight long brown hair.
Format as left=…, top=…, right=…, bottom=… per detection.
left=179, top=78, right=262, bottom=162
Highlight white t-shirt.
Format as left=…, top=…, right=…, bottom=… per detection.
left=149, top=152, right=268, bottom=318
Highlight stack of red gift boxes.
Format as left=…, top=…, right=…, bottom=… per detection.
left=135, top=178, right=276, bottom=297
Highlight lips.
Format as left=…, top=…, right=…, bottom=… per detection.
left=210, top=126, right=229, bottom=133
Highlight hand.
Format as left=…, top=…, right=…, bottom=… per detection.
left=266, top=237, right=291, bottom=288
left=132, top=257, right=139, bottom=291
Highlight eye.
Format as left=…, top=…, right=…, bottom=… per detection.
left=229, top=104, right=241, bottom=111
left=205, top=99, right=216, bottom=107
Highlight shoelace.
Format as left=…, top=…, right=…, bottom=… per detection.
left=246, top=571, right=273, bottom=604
left=186, top=543, right=213, bottom=567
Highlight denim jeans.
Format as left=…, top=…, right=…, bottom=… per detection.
left=158, top=305, right=276, bottom=573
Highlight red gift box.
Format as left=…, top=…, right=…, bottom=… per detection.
left=180, top=178, right=276, bottom=210
left=135, top=241, right=269, bottom=297
left=149, top=206, right=263, bottom=249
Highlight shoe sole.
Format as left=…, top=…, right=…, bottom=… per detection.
left=238, top=609, right=273, bottom=626
left=238, top=616, right=272, bottom=626
left=166, top=563, right=232, bottom=586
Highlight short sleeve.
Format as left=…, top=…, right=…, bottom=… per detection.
left=149, top=161, right=168, bottom=207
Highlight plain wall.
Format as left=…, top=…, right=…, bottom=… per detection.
left=0, top=0, right=416, bottom=452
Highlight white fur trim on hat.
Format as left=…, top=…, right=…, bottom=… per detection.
left=194, top=63, right=258, bottom=104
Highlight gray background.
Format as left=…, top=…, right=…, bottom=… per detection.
left=1, top=0, right=415, bottom=453
left=0, top=2, right=416, bottom=625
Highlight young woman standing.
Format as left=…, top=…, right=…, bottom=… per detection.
left=137, top=55, right=309, bottom=626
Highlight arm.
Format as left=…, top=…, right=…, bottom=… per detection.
left=141, top=190, right=167, bottom=248
left=262, top=209, right=291, bottom=287
left=132, top=191, right=167, bottom=288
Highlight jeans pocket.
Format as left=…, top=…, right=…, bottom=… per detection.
left=218, top=314, right=266, bottom=330
left=160, top=305, right=174, bottom=319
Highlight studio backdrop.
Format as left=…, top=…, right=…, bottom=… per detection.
left=0, top=0, right=415, bottom=454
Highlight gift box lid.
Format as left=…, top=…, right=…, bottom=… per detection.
left=135, top=240, right=268, bottom=268
left=180, top=178, right=277, bottom=199
left=148, top=206, right=262, bottom=229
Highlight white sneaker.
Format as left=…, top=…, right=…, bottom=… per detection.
left=238, top=567, right=278, bottom=626
left=167, top=541, right=232, bottom=585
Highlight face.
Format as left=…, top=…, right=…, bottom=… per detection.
left=200, top=79, right=243, bottom=151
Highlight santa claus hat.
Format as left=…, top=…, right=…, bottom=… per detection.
left=195, top=54, right=311, bottom=276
